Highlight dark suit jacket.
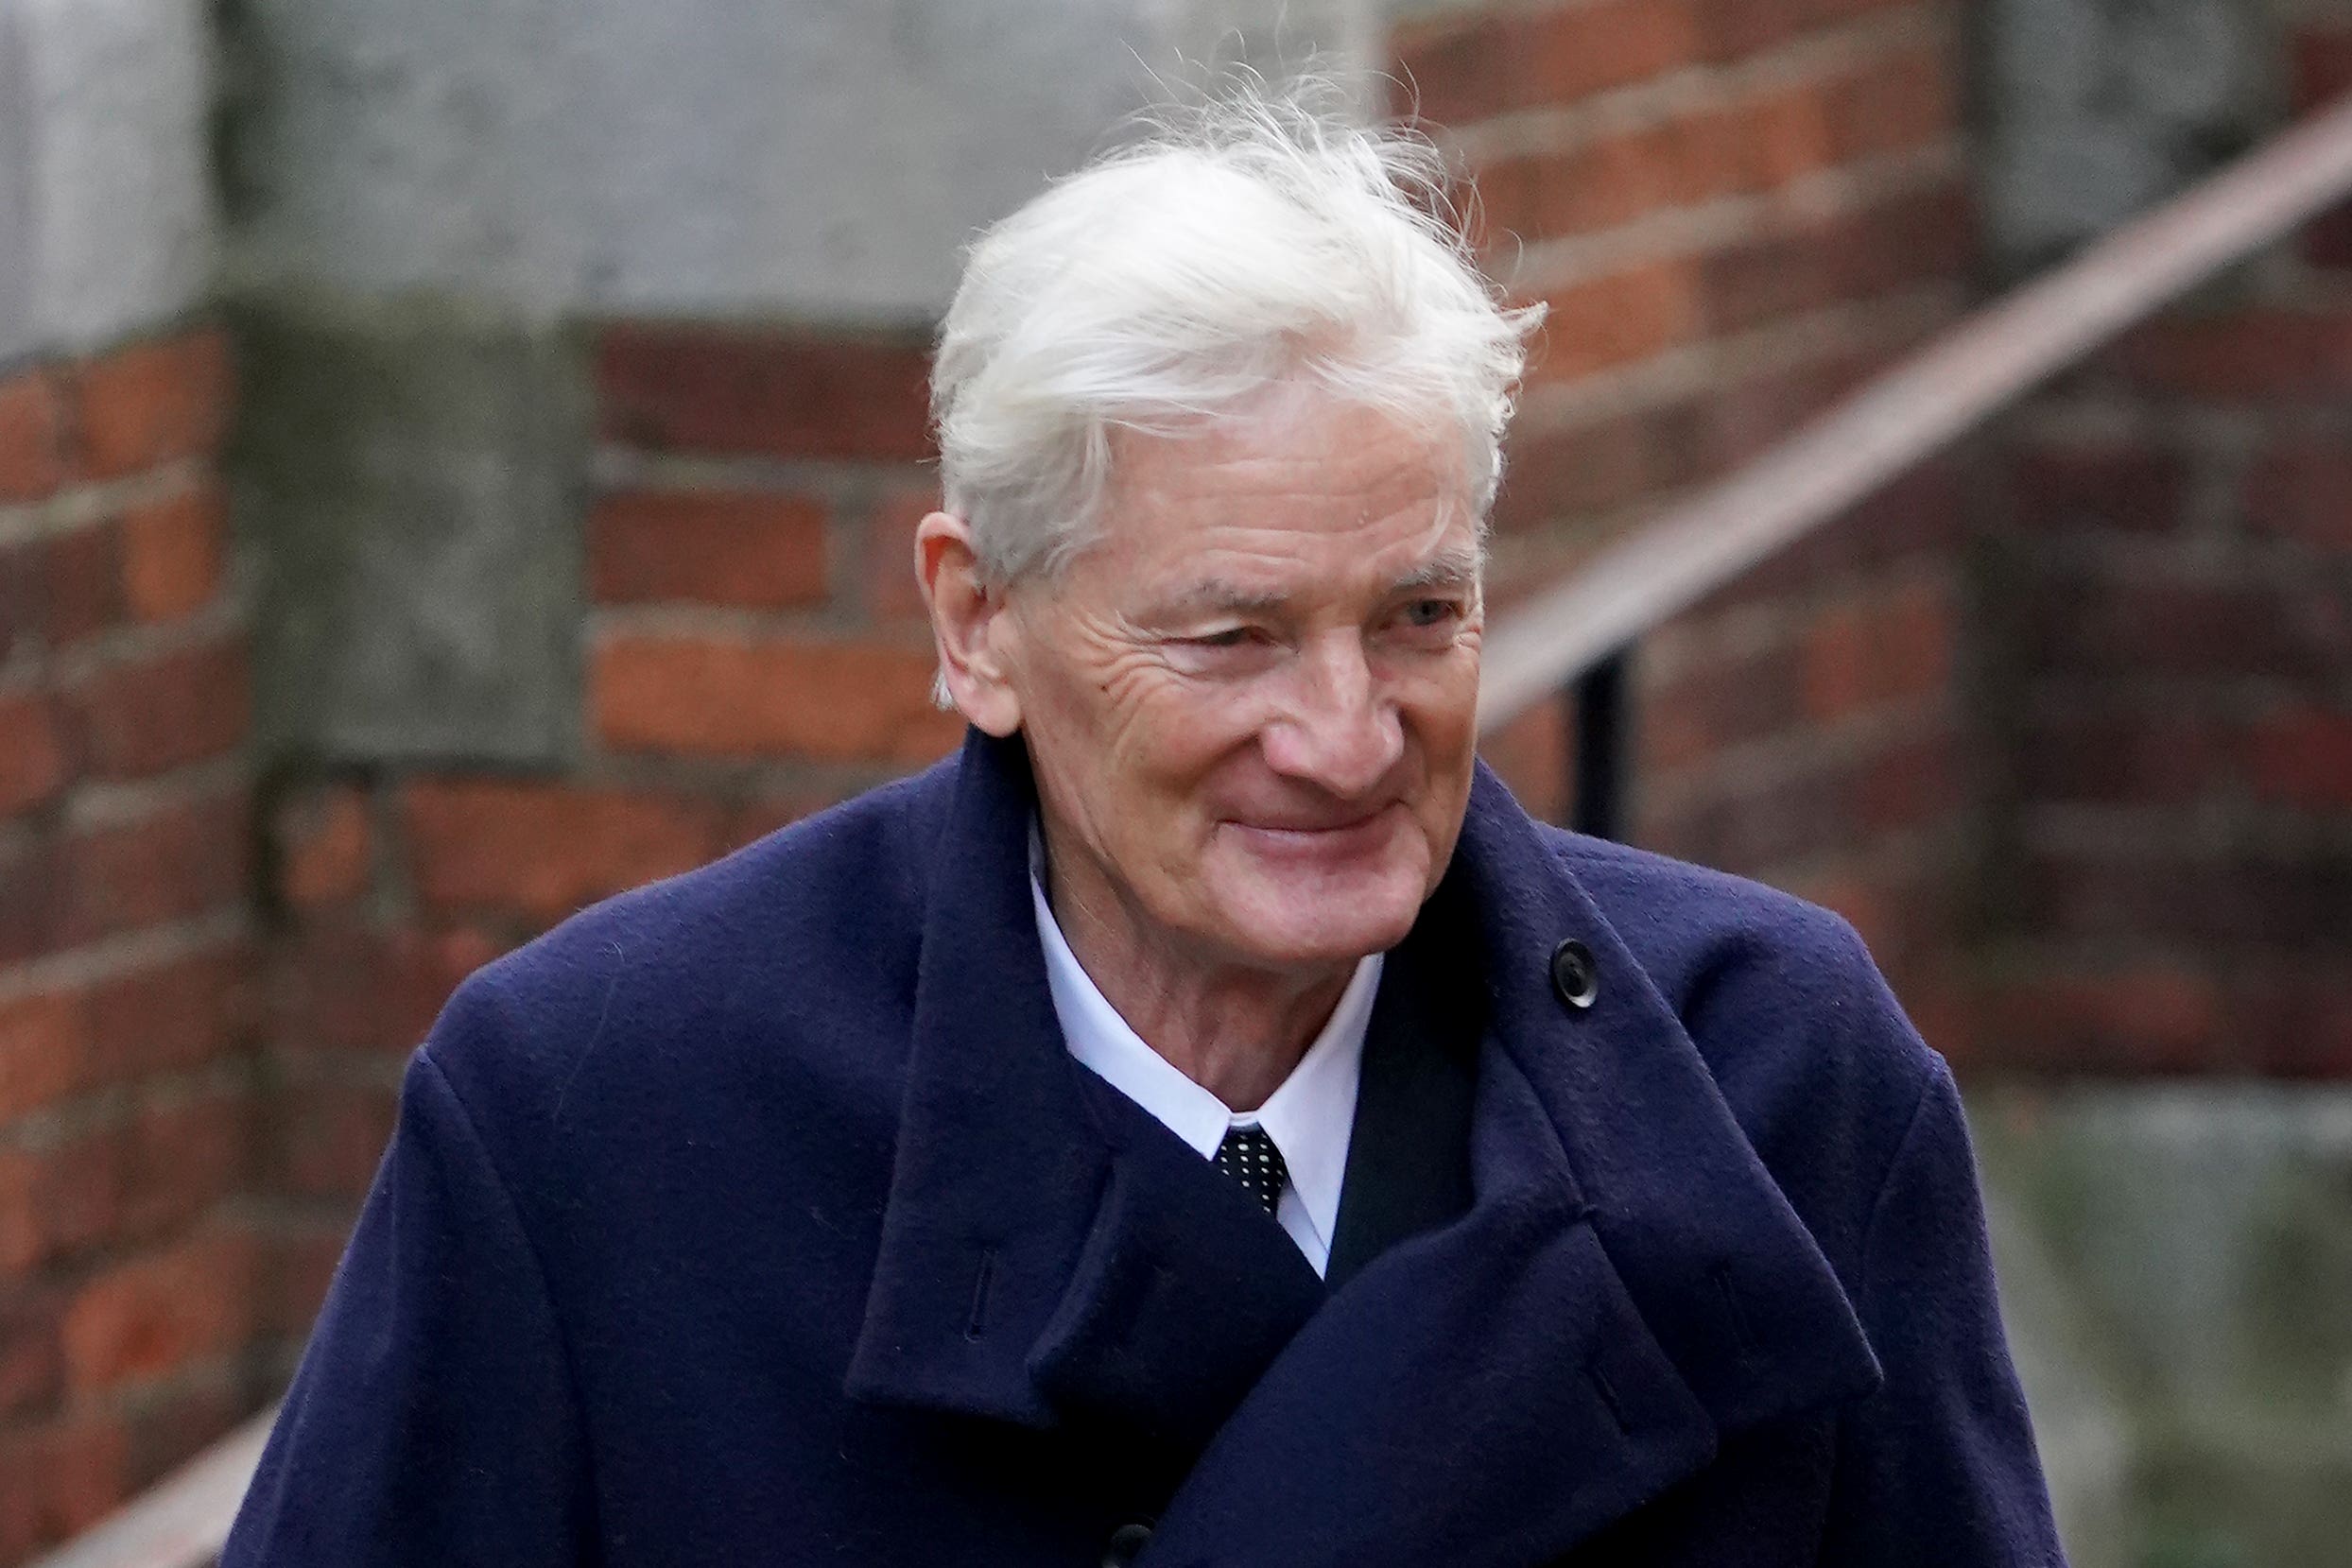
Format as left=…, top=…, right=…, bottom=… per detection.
left=224, top=731, right=2066, bottom=1567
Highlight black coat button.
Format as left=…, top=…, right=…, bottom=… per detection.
left=1550, top=939, right=1599, bottom=1010
left=1103, top=1523, right=1152, bottom=1566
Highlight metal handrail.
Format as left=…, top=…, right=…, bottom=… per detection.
left=1476, top=91, right=2352, bottom=737
left=27, top=84, right=2352, bottom=1568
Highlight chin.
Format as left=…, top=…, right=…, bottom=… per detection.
left=1208, top=860, right=1430, bottom=970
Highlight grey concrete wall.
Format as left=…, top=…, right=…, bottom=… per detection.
left=234, top=302, right=587, bottom=765
left=1976, top=1085, right=2352, bottom=1567
left=0, top=7, right=32, bottom=352
left=221, top=0, right=1380, bottom=765
left=1979, top=0, right=2271, bottom=269
left=0, top=0, right=214, bottom=362
left=221, top=0, right=1379, bottom=323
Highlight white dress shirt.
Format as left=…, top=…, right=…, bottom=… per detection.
left=1029, top=845, right=1380, bottom=1278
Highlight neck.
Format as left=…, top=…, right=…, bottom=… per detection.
left=1043, top=851, right=1354, bottom=1114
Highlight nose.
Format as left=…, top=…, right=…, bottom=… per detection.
left=1260, top=633, right=1404, bottom=799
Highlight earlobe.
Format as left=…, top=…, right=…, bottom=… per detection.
left=914, top=512, right=1024, bottom=737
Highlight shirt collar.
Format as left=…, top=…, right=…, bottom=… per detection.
left=1028, top=829, right=1377, bottom=1268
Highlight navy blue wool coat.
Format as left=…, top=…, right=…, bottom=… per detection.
left=226, top=731, right=2065, bottom=1568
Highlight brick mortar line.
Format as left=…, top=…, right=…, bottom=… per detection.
left=1640, top=556, right=1909, bottom=649
left=0, top=457, right=218, bottom=548
left=1515, top=280, right=1963, bottom=428
left=28, top=593, right=253, bottom=689
left=1481, top=484, right=1956, bottom=640
left=2003, top=398, right=2321, bottom=449
left=1496, top=141, right=1969, bottom=293
left=60, top=754, right=254, bottom=833
left=1975, top=949, right=2352, bottom=1010
left=2016, top=803, right=2250, bottom=857
left=2018, top=680, right=2352, bottom=718
left=216, top=1195, right=380, bottom=1235
left=2021, top=387, right=2352, bottom=442
left=1433, top=3, right=1952, bottom=163
left=0, top=910, right=250, bottom=1006
left=1634, top=701, right=1958, bottom=811
left=2019, top=680, right=2352, bottom=721
left=589, top=448, right=935, bottom=495
left=0, top=310, right=223, bottom=385
left=51, top=743, right=259, bottom=819
left=0, top=1057, right=256, bottom=1154
left=2018, top=809, right=2352, bottom=861
left=1970, top=942, right=2352, bottom=990
left=2023, top=522, right=2352, bottom=577
left=1664, top=820, right=1972, bottom=885
left=359, top=760, right=910, bottom=851
left=423, top=750, right=908, bottom=800
left=9, top=1211, right=285, bottom=1309
left=36, top=1350, right=256, bottom=1431
left=586, top=603, right=941, bottom=645
left=261, top=1047, right=413, bottom=1093
left=1635, top=559, right=1960, bottom=677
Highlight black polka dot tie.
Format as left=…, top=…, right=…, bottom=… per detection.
left=1214, top=1126, right=1288, bottom=1216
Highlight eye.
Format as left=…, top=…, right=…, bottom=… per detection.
left=1165, top=622, right=1282, bottom=677
left=1400, top=597, right=1462, bottom=629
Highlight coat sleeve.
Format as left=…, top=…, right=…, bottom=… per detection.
left=223, top=1019, right=592, bottom=1566
left=1817, top=1060, right=2068, bottom=1566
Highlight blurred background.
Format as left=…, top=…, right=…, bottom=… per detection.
left=1, top=0, right=2349, bottom=1564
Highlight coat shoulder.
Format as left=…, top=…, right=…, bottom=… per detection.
left=416, top=755, right=961, bottom=1172
left=1539, top=827, right=1947, bottom=1263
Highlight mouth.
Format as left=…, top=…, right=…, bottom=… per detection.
left=1226, top=803, right=1403, bottom=858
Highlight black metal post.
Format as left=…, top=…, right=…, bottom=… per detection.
left=1569, top=647, right=1632, bottom=841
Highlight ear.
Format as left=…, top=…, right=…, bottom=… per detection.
left=915, top=511, right=1023, bottom=737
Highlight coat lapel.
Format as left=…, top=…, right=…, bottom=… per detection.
left=1323, top=901, right=1480, bottom=1291
left=1138, top=767, right=1884, bottom=1567
left=843, top=730, right=1323, bottom=1447
left=847, top=736, right=1882, bottom=1565
left=840, top=728, right=1106, bottom=1427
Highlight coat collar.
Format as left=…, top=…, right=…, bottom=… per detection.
left=845, top=731, right=1880, bottom=1563
left=843, top=730, right=1324, bottom=1446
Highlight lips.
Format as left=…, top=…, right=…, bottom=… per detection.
left=1226, top=803, right=1402, bottom=856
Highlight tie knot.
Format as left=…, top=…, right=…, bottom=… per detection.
left=1214, top=1126, right=1288, bottom=1216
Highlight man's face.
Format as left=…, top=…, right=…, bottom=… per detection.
left=997, top=386, right=1484, bottom=975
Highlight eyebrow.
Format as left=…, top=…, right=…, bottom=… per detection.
left=1387, top=544, right=1484, bottom=595
left=1148, top=545, right=1484, bottom=622
left=1163, top=579, right=1290, bottom=619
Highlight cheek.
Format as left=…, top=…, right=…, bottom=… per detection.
left=1101, top=667, right=1269, bottom=775
left=1396, top=662, right=1482, bottom=819
left=1029, top=661, right=1259, bottom=836
left=1392, top=649, right=1482, bottom=747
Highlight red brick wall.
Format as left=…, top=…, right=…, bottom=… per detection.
left=1454, top=2, right=2352, bottom=1076
left=1959, top=17, right=2352, bottom=1076
left=251, top=322, right=962, bottom=1356
left=1392, top=0, right=1978, bottom=1022
left=1399, top=0, right=1973, bottom=594
left=0, top=327, right=256, bottom=1560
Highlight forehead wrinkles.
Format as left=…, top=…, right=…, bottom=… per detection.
left=1115, top=423, right=1447, bottom=519
left=1103, top=430, right=1466, bottom=586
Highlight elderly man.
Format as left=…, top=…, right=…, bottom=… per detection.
left=225, top=95, right=2064, bottom=1568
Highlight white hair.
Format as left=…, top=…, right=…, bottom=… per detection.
left=930, top=80, right=1545, bottom=585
